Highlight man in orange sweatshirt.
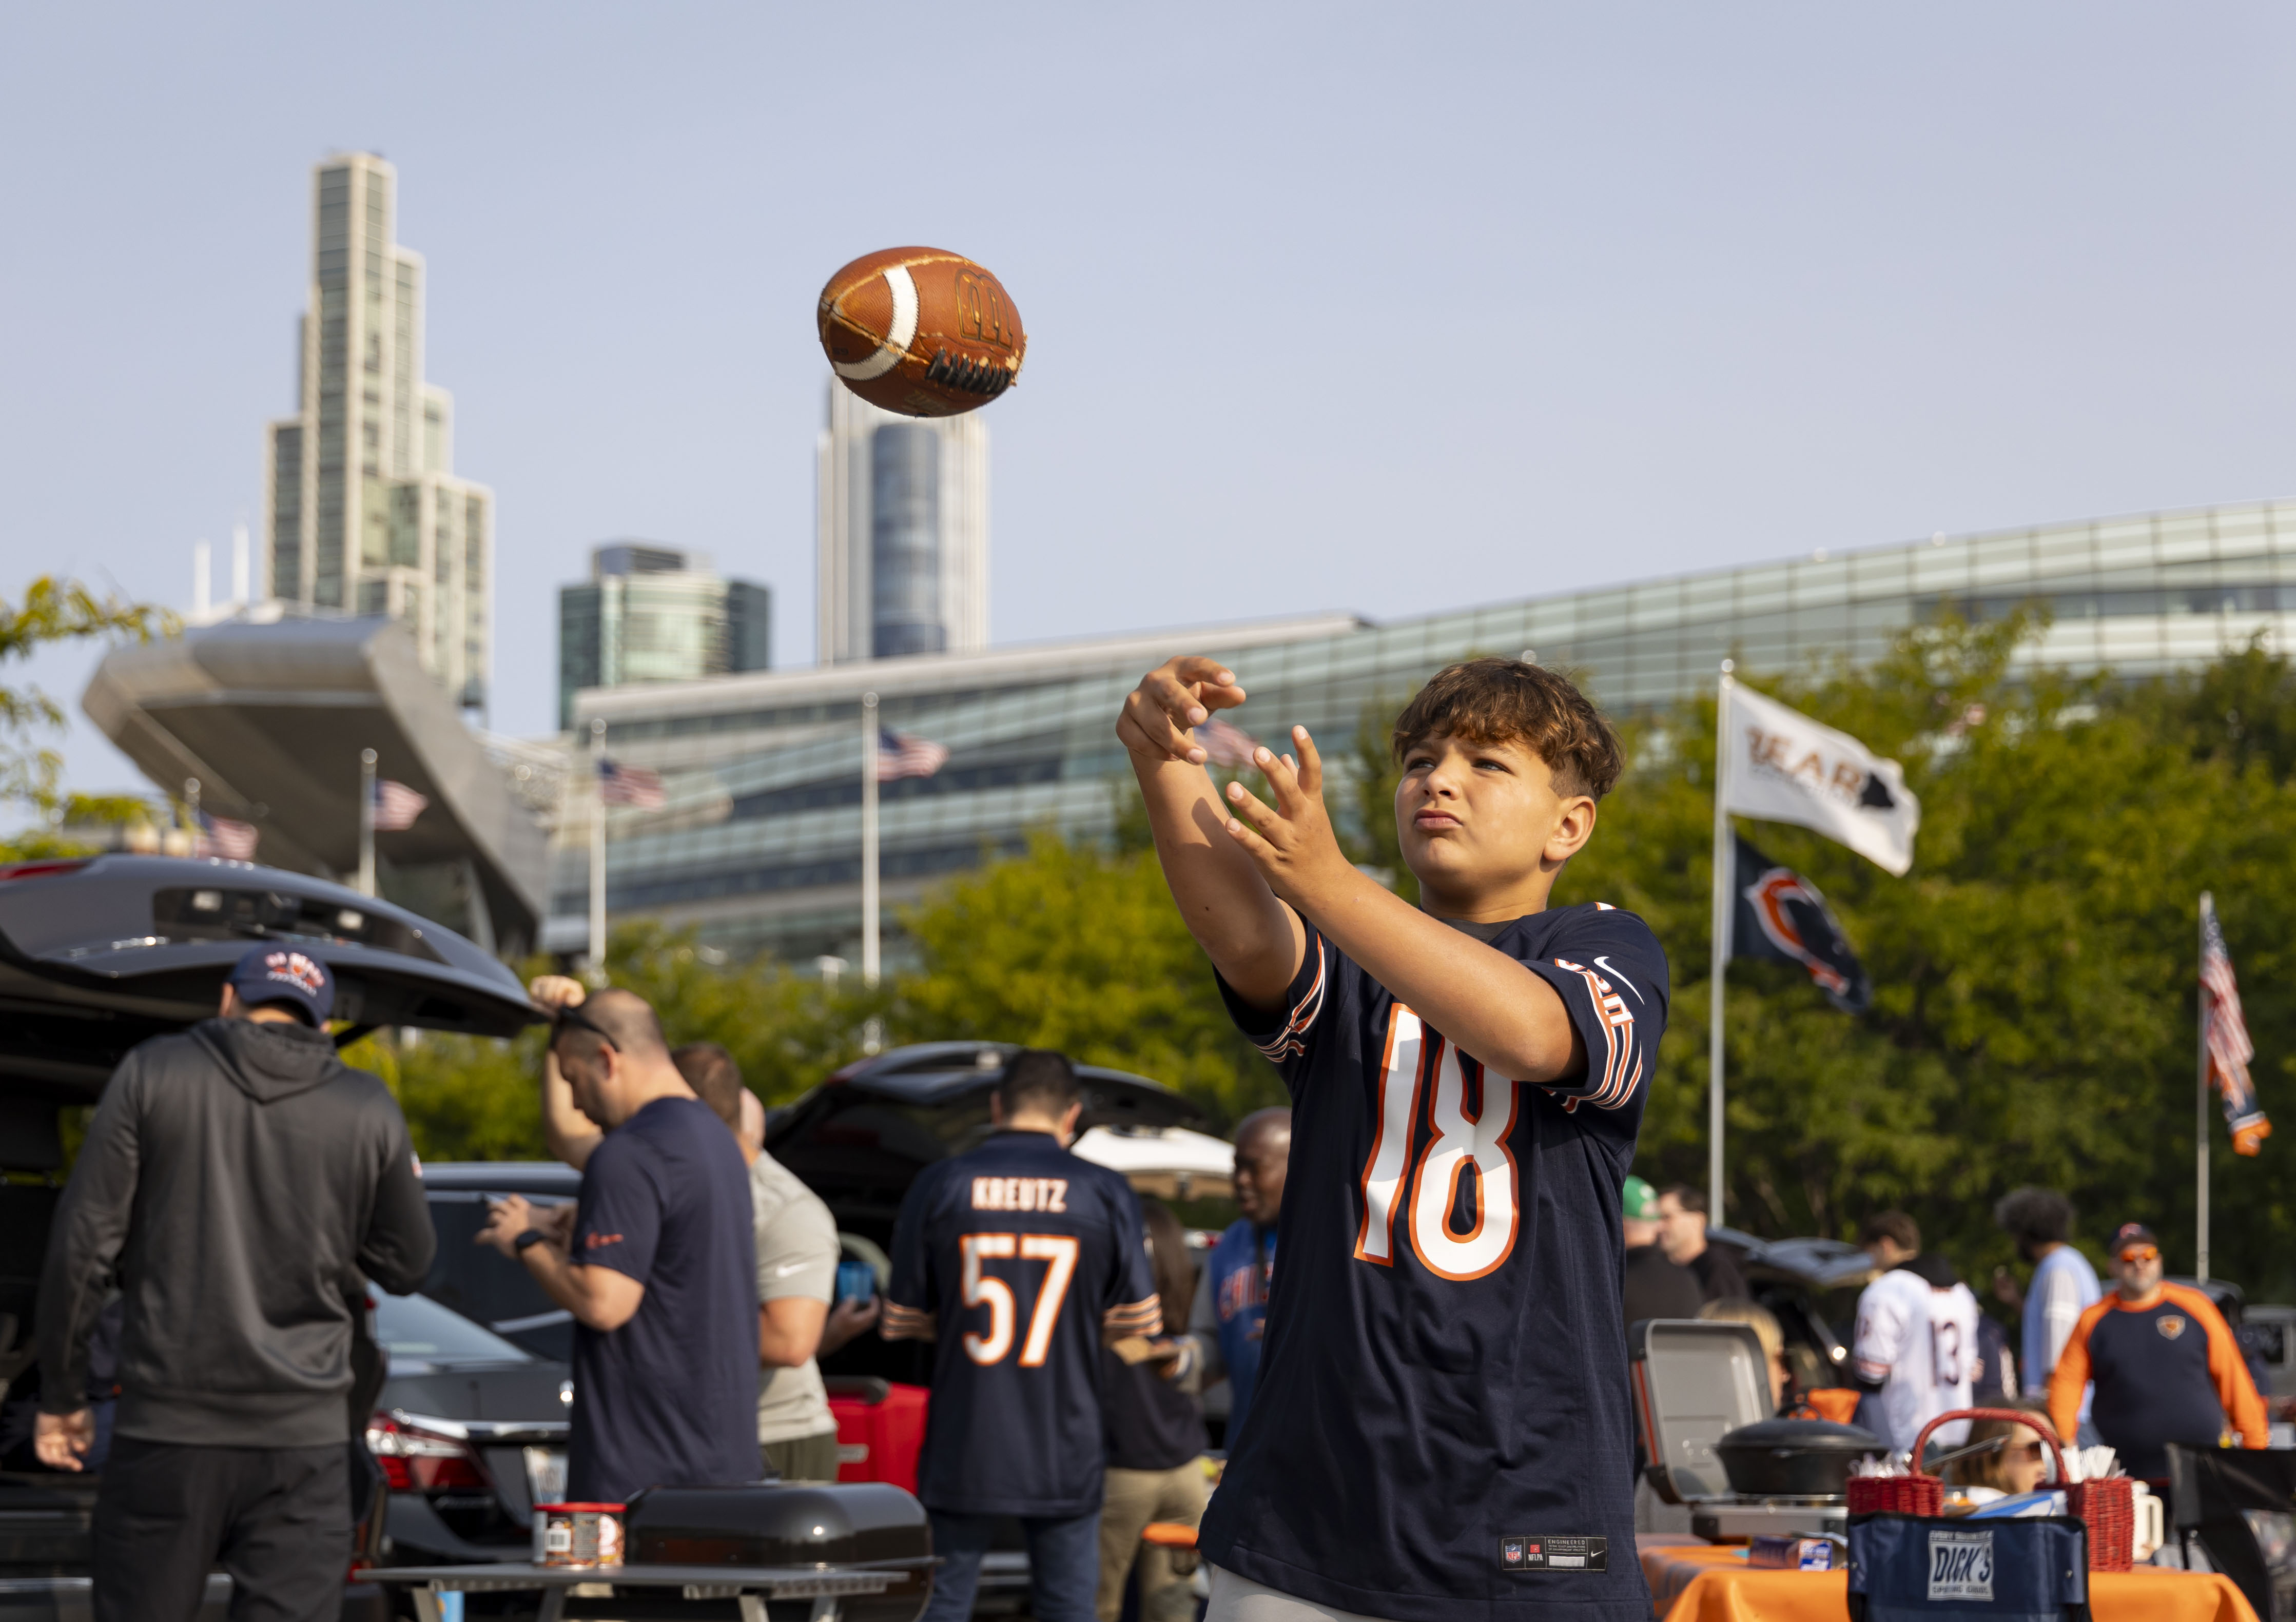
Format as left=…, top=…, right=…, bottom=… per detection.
left=2048, top=1222, right=2266, bottom=1479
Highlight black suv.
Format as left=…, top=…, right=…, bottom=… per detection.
left=0, top=854, right=538, bottom=1620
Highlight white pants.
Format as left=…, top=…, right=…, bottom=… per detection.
left=1204, top=1565, right=1404, bottom=1622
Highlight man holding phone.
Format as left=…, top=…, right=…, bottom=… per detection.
left=478, top=980, right=756, bottom=1502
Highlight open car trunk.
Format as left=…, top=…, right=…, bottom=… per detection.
left=0, top=854, right=537, bottom=1618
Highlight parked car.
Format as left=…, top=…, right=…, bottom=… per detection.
left=364, top=1288, right=570, bottom=1575
left=0, top=854, right=538, bottom=1620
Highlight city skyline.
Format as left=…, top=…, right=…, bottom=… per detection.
left=11, top=6, right=2296, bottom=804
left=264, top=153, right=494, bottom=710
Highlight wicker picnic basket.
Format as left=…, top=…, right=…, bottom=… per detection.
left=1847, top=1406, right=2133, bottom=1571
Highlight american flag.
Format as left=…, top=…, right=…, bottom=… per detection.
left=598, top=757, right=668, bottom=809
left=2201, top=892, right=2271, bottom=1157
left=1198, top=716, right=1262, bottom=768
left=877, top=728, right=949, bottom=781
left=193, top=811, right=259, bottom=861
left=372, top=779, right=429, bottom=832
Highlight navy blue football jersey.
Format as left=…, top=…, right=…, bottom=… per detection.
left=1200, top=904, right=1668, bottom=1621
left=884, top=1128, right=1160, bottom=1516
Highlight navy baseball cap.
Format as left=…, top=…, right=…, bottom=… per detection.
left=2112, top=1222, right=2159, bottom=1257
left=227, top=945, right=334, bottom=1025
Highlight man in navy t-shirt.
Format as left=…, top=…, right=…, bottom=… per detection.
left=480, top=984, right=757, bottom=1502
left=1119, top=654, right=1667, bottom=1621
left=884, top=1049, right=1160, bottom=1622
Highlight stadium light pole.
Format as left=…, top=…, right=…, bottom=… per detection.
left=1708, top=661, right=1735, bottom=1223
left=588, top=719, right=607, bottom=977
left=357, top=750, right=377, bottom=898
left=2197, top=892, right=2211, bottom=1282
left=862, top=692, right=880, bottom=987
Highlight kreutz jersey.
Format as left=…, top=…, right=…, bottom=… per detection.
left=883, top=1128, right=1159, bottom=1517
left=1851, top=1271, right=1977, bottom=1452
left=1200, top=904, right=1669, bottom=1622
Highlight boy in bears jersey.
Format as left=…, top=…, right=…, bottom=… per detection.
left=1119, top=654, right=1668, bottom=1622
left=883, top=1049, right=1162, bottom=1622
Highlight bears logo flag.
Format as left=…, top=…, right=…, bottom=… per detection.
left=1722, top=682, right=1920, bottom=875
left=1730, top=835, right=1872, bottom=1014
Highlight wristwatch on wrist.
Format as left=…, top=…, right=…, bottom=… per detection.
left=514, top=1228, right=549, bottom=1253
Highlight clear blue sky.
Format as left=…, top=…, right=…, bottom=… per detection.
left=7, top=3, right=2295, bottom=802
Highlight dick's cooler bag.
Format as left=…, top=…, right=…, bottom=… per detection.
left=1847, top=1513, right=2090, bottom=1621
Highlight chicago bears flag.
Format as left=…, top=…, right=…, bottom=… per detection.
left=2201, top=892, right=2269, bottom=1157
left=1721, top=683, right=1921, bottom=875
left=1730, top=835, right=1872, bottom=1013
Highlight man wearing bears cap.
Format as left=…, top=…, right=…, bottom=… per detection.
left=2048, top=1222, right=2267, bottom=1478
left=35, top=944, right=435, bottom=1622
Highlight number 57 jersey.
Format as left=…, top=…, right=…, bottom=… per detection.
left=1205, top=904, right=1670, bottom=1622
left=883, top=1128, right=1161, bottom=1516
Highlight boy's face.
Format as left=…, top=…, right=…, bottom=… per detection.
left=1392, top=730, right=1596, bottom=910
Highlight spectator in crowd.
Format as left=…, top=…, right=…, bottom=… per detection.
left=1657, top=1184, right=1745, bottom=1302
left=480, top=979, right=756, bottom=1502
left=1699, top=1298, right=1793, bottom=1412
left=1851, top=1213, right=1979, bottom=1451
left=1164, top=1107, right=1288, bottom=1443
left=34, top=947, right=435, bottom=1622
left=1097, top=1198, right=1207, bottom=1622
left=1937, top=1407, right=2060, bottom=1501
left=1993, top=1187, right=2100, bottom=1428
left=884, top=1050, right=1160, bottom=1622
left=732, top=1085, right=882, bottom=1358
left=1622, top=1175, right=1702, bottom=1333
left=1971, top=1301, right=2018, bottom=1406
left=672, top=1041, right=846, bottom=1483
left=2048, top=1222, right=2266, bottom=1479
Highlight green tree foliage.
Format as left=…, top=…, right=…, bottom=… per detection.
left=0, top=579, right=173, bottom=853
left=1561, top=614, right=2296, bottom=1297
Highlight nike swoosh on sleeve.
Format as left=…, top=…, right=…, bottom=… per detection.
left=1591, top=956, right=1644, bottom=1002
left=774, top=1261, right=820, bottom=1277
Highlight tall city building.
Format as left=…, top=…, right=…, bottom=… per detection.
left=815, top=380, right=988, bottom=664
left=558, top=542, right=772, bottom=729
left=264, top=153, right=495, bottom=709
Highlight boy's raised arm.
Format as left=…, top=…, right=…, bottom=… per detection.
left=1118, top=656, right=1306, bottom=1009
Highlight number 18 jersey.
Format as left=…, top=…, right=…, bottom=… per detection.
left=884, top=1128, right=1160, bottom=1516
left=1202, top=904, right=1669, bottom=1622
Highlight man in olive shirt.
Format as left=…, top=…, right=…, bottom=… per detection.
left=674, top=1044, right=846, bottom=1481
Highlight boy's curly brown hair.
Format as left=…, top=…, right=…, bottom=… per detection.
left=1391, top=658, right=1625, bottom=800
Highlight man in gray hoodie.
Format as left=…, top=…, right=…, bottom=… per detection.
left=33, top=945, right=435, bottom=1622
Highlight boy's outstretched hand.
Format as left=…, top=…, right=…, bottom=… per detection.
left=1218, top=726, right=1359, bottom=913
left=1117, top=656, right=1248, bottom=765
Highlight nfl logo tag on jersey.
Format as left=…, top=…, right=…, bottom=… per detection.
left=2158, top=1315, right=2187, bottom=1340
left=1499, top=1535, right=1606, bottom=1572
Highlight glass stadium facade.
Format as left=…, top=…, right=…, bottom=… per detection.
left=554, top=499, right=2296, bottom=964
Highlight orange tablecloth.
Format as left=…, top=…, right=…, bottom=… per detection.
left=1636, top=1534, right=2259, bottom=1622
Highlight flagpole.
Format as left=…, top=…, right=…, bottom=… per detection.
left=2198, top=891, right=2212, bottom=1282
left=589, top=719, right=608, bottom=977
left=1710, top=660, right=1734, bottom=1222
left=357, top=750, right=376, bottom=897
left=862, top=691, right=880, bottom=987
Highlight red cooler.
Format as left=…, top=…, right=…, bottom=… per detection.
left=825, top=1376, right=929, bottom=1493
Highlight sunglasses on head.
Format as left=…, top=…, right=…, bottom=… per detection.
left=2118, top=1244, right=2159, bottom=1264
left=551, top=1003, right=619, bottom=1053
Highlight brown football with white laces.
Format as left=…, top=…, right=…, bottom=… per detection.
left=818, top=247, right=1027, bottom=417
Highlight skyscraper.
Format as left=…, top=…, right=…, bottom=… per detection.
left=263, top=153, right=495, bottom=709
left=815, top=380, right=987, bottom=665
left=558, top=543, right=772, bottom=729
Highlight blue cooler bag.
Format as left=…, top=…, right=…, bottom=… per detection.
left=1847, top=1513, right=2090, bottom=1621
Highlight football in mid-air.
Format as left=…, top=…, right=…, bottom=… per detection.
left=818, top=247, right=1027, bottom=417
